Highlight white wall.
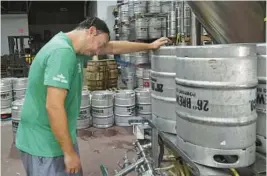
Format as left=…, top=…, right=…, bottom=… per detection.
left=96, top=0, right=117, bottom=40
left=1, top=14, right=29, bottom=55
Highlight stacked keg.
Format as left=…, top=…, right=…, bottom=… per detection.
left=120, top=54, right=136, bottom=89
left=87, top=60, right=108, bottom=91
left=150, top=47, right=177, bottom=133
left=256, top=43, right=266, bottom=155
left=12, top=77, right=28, bottom=100
left=133, top=0, right=146, bottom=15
left=114, top=90, right=136, bottom=126
left=147, top=1, right=161, bottom=13
left=77, top=90, right=91, bottom=130
left=1, top=78, right=13, bottom=110
left=11, top=98, right=24, bottom=140
left=136, top=67, right=150, bottom=89
left=175, top=44, right=257, bottom=168
left=135, top=88, right=152, bottom=119
left=106, top=59, right=119, bottom=88
left=135, top=17, right=148, bottom=40
left=148, top=17, right=162, bottom=39
left=91, top=91, right=114, bottom=128
left=119, top=2, right=130, bottom=40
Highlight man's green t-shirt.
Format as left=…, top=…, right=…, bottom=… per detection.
left=16, top=32, right=91, bottom=157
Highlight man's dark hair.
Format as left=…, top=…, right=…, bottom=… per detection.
left=76, top=17, right=110, bottom=39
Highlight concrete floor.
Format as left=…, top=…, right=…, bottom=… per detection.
left=1, top=121, right=137, bottom=176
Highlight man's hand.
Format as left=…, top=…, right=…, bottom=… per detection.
left=149, top=37, right=171, bottom=50
left=64, top=152, right=81, bottom=174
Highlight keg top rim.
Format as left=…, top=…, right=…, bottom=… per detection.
left=135, top=88, right=150, bottom=93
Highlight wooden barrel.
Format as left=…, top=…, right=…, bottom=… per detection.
left=86, top=60, right=108, bottom=91
left=106, top=59, right=118, bottom=88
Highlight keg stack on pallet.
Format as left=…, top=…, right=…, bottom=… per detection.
left=76, top=88, right=152, bottom=130
left=86, top=59, right=119, bottom=91
left=150, top=43, right=266, bottom=174
left=1, top=77, right=27, bottom=118
left=115, top=0, right=213, bottom=91
left=0, top=77, right=28, bottom=141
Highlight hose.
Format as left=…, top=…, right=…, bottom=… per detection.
left=158, top=135, right=165, bottom=166
left=155, top=164, right=175, bottom=171
left=229, top=168, right=239, bottom=176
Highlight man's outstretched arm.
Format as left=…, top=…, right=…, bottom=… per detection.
left=100, top=37, right=170, bottom=55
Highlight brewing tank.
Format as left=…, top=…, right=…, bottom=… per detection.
left=187, top=1, right=265, bottom=43
left=175, top=44, right=257, bottom=168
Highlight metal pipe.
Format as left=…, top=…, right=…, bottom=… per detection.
left=114, top=157, right=145, bottom=176
left=190, top=12, right=201, bottom=45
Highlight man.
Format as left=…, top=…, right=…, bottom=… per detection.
left=16, top=17, right=169, bottom=176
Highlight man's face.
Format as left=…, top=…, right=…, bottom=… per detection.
left=83, top=26, right=109, bottom=56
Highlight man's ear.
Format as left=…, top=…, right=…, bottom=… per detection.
left=88, top=26, right=97, bottom=35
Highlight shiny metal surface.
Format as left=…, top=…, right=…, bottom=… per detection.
left=147, top=1, right=161, bottom=13
left=11, top=99, right=24, bottom=139
left=175, top=44, right=258, bottom=168
left=1, top=78, right=13, bottom=109
left=187, top=1, right=266, bottom=43
left=133, top=0, right=146, bottom=14
left=133, top=51, right=149, bottom=65
left=115, top=90, right=136, bottom=126
left=120, top=24, right=130, bottom=40
left=135, top=17, right=148, bottom=40
left=136, top=67, right=150, bottom=89
left=77, top=90, right=91, bottom=130
left=12, top=77, right=27, bottom=100
left=119, top=3, right=129, bottom=23
left=167, top=11, right=176, bottom=38
left=135, top=88, right=152, bottom=120
left=151, top=46, right=177, bottom=134
left=91, top=91, right=114, bottom=128
left=161, top=1, right=172, bottom=13
left=183, top=3, right=191, bottom=37
left=148, top=17, right=162, bottom=39
left=256, top=43, right=267, bottom=154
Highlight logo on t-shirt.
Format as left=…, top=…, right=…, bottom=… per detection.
left=52, top=74, right=68, bottom=83
left=77, top=63, right=81, bottom=73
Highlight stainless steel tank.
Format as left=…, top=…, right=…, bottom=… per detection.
left=147, top=1, right=161, bottom=13
left=12, top=77, right=27, bottom=100
left=119, top=3, right=129, bottom=23
left=175, top=44, right=257, bottom=168
left=151, top=46, right=177, bottom=134
left=11, top=98, right=24, bottom=140
left=91, top=91, right=114, bottom=128
left=167, top=10, right=176, bottom=38
left=136, top=67, right=150, bottom=89
left=256, top=43, right=266, bottom=154
left=1, top=78, right=13, bottom=109
left=161, top=17, right=167, bottom=37
left=161, top=1, right=171, bottom=13
left=187, top=1, right=265, bottom=43
left=148, top=17, right=162, bottom=39
left=135, top=88, right=152, bottom=120
left=183, top=3, right=191, bottom=37
left=133, top=51, right=149, bottom=65
left=135, top=17, right=148, bottom=40
left=120, top=24, right=130, bottom=40
left=77, top=90, right=91, bottom=130
left=115, top=90, right=136, bottom=126
left=133, top=0, right=146, bottom=15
